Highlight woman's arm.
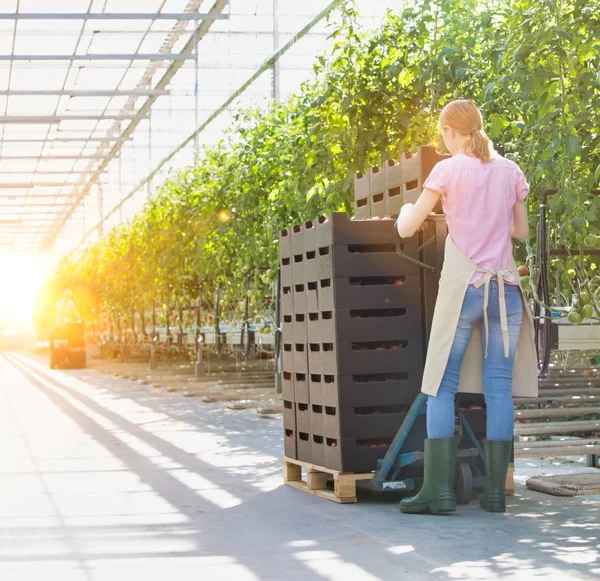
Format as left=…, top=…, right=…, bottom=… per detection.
left=512, top=200, right=529, bottom=241
left=395, top=188, right=442, bottom=238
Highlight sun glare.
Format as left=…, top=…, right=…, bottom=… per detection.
left=0, top=253, right=53, bottom=330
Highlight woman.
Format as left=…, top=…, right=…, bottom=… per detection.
left=396, top=100, right=538, bottom=514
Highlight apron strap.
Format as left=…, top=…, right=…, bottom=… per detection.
left=472, top=268, right=514, bottom=358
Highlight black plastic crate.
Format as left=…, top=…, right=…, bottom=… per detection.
left=319, top=339, right=423, bottom=375
left=284, top=427, right=297, bottom=459
left=369, top=165, right=386, bottom=195
left=293, top=283, right=307, bottom=314
left=309, top=373, right=323, bottom=406
left=282, top=343, right=294, bottom=370
left=311, top=434, right=326, bottom=467
left=283, top=399, right=296, bottom=428
left=296, top=402, right=311, bottom=433
left=317, top=274, right=421, bottom=312
left=282, top=371, right=294, bottom=401
left=281, top=256, right=293, bottom=286
left=282, top=314, right=293, bottom=343
left=293, top=314, right=307, bottom=343
left=291, top=224, right=304, bottom=255
left=307, top=312, right=320, bottom=343
left=279, top=228, right=293, bottom=259
left=306, top=281, right=318, bottom=312
left=370, top=166, right=387, bottom=217
left=354, top=173, right=370, bottom=220
left=401, top=147, right=449, bottom=209
left=297, top=430, right=312, bottom=463
left=281, top=285, right=294, bottom=315
left=310, top=404, right=325, bottom=436
left=316, top=212, right=399, bottom=247
left=322, top=404, right=409, bottom=440
left=385, top=158, right=403, bottom=190
left=293, top=344, right=308, bottom=373
left=294, top=372, right=309, bottom=403
left=315, top=307, right=422, bottom=344
left=386, top=188, right=403, bottom=217
left=319, top=372, right=422, bottom=408
left=292, top=253, right=306, bottom=285
left=303, top=220, right=317, bottom=253
left=315, top=240, right=421, bottom=279
left=420, top=215, right=447, bottom=345
left=310, top=435, right=392, bottom=472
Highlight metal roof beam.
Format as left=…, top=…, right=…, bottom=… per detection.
left=0, top=137, right=133, bottom=143
left=0, top=194, right=76, bottom=198
left=0, top=54, right=196, bottom=61
left=1, top=155, right=108, bottom=160
left=0, top=183, right=80, bottom=188
left=0, top=13, right=229, bottom=21
left=0, top=117, right=145, bottom=125
left=0, top=89, right=170, bottom=97
left=45, top=0, right=231, bottom=249
left=0, top=171, right=108, bottom=175
left=0, top=114, right=148, bottom=123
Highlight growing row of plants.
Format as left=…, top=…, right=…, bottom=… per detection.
left=35, top=0, right=600, bottom=338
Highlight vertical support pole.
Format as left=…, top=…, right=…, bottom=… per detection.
left=149, top=299, right=157, bottom=369
left=178, top=302, right=184, bottom=350
left=118, top=153, right=123, bottom=223
left=272, top=0, right=280, bottom=102
left=97, top=183, right=104, bottom=238
left=194, top=25, right=200, bottom=153
left=214, top=281, right=222, bottom=355
left=195, top=282, right=204, bottom=378
left=82, top=199, right=86, bottom=239
left=275, top=267, right=282, bottom=393
left=147, top=106, right=153, bottom=198
left=166, top=304, right=171, bottom=347
left=140, top=308, right=146, bottom=340
left=241, top=271, right=252, bottom=358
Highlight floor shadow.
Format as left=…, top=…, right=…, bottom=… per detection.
left=6, top=353, right=600, bottom=580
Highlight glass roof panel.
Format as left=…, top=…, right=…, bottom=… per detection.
left=0, top=1, right=406, bottom=254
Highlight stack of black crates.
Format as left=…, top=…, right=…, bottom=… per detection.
left=280, top=215, right=423, bottom=472
left=280, top=145, right=465, bottom=473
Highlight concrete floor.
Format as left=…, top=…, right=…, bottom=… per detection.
left=0, top=353, right=598, bottom=581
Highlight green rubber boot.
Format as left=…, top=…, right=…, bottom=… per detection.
left=479, top=440, right=512, bottom=513
left=399, top=438, right=457, bottom=514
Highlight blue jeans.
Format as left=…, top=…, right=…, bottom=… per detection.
left=427, top=281, right=523, bottom=441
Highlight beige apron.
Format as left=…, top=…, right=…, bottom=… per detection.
left=421, top=235, right=538, bottom=398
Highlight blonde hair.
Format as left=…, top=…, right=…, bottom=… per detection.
left=439, top=100, right=494, bottom=162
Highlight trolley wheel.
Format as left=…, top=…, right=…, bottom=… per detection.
left=454, top=461, right=474, bottom=505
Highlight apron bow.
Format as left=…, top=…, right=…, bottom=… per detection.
left=472, top=268, right=515, bottom=358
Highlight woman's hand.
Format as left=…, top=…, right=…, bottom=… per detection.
left=416, top=212, right=437, bottom=232
left=396, top=189, right=442, bottom=238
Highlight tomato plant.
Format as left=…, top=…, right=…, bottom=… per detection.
left=37, top=0, right=600, bottom=337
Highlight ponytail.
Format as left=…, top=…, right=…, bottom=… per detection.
left=439, top=100, right=495, bottom=163
left=468, top=129, right=493, bottom=163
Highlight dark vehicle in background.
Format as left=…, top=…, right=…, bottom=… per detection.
left=50, top=321, right=87, bottom=369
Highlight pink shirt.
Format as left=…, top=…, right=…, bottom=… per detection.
left=423, top=153, right=529, bottom=284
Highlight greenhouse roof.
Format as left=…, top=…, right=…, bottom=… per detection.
left=0, top=0, right=392, bottom=254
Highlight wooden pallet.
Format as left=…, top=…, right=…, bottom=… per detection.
left=283, top=457, right=373, bottom=503
left=506, top=462, right=515, bottom=496
left=284, top=457, right=516, bottom=502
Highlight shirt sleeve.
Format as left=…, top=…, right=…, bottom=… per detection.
left=515, top=166, right=530, bottom=201
left=423, top=162, right=448, bottom=196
